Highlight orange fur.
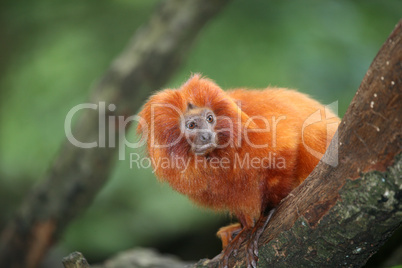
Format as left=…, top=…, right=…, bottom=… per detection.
left=137, top=74, right=339, bottom=228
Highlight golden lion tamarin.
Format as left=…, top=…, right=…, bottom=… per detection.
left=137, top=74, right=339, bottom=267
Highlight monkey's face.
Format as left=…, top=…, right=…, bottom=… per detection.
left=182, top=105, right=218, bottom=155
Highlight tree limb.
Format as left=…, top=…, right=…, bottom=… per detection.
left=0, top=1, right=231, bottom=267
left=62, top=252, right=90, bottom=268
left=90, top=248, right=190, bottom=268
left=197, top=20, right=402, bottom=268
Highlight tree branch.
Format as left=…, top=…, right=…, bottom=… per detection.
left=62, top=252, right=90, bottom=268
left=0, top=1, right=231, bottom=267
left=197, top=19, right=402, bottom=268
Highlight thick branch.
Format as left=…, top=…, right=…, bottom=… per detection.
left=197, top=20, right=402, bottom=267
left=0, top=1, right=231, bottom=268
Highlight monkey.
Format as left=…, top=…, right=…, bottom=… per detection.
left=137, top=74, right=339, bottom=267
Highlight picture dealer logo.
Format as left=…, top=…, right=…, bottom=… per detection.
left=64, top=101, right=339, bottom=168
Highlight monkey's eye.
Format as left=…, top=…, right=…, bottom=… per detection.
left=206, top=115, right=214, bottom=123
left=187, top=122, right=196, bottom=129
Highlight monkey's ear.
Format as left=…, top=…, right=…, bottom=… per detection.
left=187, top=103, right=197, bottom=111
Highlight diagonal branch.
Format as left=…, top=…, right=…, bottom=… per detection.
left=0, top=1, right=231, bottom=268
left=197, top=19, right=402, bottom=268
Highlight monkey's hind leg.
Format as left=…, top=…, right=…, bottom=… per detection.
left=216, top=223, right=242, bottom=249
left=245, top=208, right=276, bottom=268
left=219, top=226, right=250, bottom=268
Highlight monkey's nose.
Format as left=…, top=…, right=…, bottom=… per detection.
left=200, top=132, right=212, bottom=143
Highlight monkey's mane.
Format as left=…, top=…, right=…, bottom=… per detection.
left=137, top=74, right=252, bottom=183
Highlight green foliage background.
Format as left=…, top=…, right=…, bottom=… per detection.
left=0, top=0, right=400, bottom=266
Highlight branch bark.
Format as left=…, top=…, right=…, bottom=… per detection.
left=0, top=1, right=231, bottom=267
left=62, top=249, right=192, bottom=268
left=196, top=20, right=402, bottom=268
left=62, top=252, right=90, bottom=268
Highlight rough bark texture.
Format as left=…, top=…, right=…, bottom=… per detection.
left=195, top=19, right=402, bottom=268
left=0, top=1, right=231, bottom=268
left=63, top=249, right=191, bottom=268
left=90, top=248, right=190, bottom=268
left=62, top=252, right=90, bottom=268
